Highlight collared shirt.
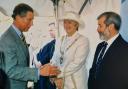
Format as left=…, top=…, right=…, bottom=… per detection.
left=96, top=34, right=119, bottom=63
left=12, top=24, right=22, bottom=38
left=103, top=33, right=119, bottom=56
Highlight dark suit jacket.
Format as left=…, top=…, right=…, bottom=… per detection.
left=0, top=51, right=5, bottom=70
left=0, top=26, right=38, bottom=89
left=88, top=35, right=128, bottom=89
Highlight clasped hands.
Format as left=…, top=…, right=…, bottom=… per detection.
left=39, top=63, right=60, bottom=76
left=39, top=63, right=63, bottom=89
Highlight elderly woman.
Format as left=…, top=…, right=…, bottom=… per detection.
left=51, top=11, right=89, bottom=89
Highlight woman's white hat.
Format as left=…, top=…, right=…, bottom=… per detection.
left=60, top=11, right=85, bottom=29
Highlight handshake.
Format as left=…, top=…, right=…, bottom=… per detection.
left=39, top=63, right=60, bottom=77
left=39, top=63, right=63, bottom=89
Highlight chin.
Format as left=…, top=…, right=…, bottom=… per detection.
left=25, top=28, right=30, bottom=32
left=100, top=37, right=108, bottom=41
left=99, top=36, right=105, bottom=40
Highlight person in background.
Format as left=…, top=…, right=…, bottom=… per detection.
left=0, top=3, right=60, bottom=89
left=51, top=11, right=89, bottom=89
left=88, top=12, right=128, bottom=89
left=36, top=22, right=56, bottom=89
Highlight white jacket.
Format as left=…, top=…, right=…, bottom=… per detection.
left=51, top=32, right=89, bottom=89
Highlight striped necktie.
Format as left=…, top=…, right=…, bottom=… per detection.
left=20, top=33, right=30, bottom=66
left=20, top=33, right=27, bottom=45
left=95, top=41, right=108, bottom=78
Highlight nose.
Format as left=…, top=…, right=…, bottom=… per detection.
left=97, top=26, right=100, bottom=32
left=28, top=21, right=33, bottom=27
left=30, top=20, right=33, bottom=26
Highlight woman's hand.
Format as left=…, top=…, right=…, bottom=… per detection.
left=55, top=78, right=64, bottom=89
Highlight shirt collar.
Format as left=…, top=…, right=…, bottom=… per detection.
left=12, top=24, right=22, bottom=38
left=106, top=33, right=119, bottom=46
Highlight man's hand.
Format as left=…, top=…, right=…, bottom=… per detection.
left=40, top=63, right=60, bottom=76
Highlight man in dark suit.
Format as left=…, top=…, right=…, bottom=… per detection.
left=0, top=3, right=60, bottom=89
left=88, top=12, right=128, bottom=89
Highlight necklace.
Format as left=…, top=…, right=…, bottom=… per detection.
left=60, top=35, right=80, bottom=64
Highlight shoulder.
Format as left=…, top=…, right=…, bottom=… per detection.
left=0, top=27, right=17, bottom=49
left=77, top=33, right=89, bottom=45
left=120, top=35, right=128, bottom=44
left=43, top=39, right=55, bottom=49
left=0, top=26, right=15, bottom=40
left=56, top=35, right=65, bottom=43
left=115, top=35, right=128, bottom=47
left=49, top=39, right=56, bottom=45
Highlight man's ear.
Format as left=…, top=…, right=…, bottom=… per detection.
left=108, top=23, right=114, bottom=30
left=15, top=15, right=19, bottom=19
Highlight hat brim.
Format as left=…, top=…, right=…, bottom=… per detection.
left=59, top=18, right=85, bottom=29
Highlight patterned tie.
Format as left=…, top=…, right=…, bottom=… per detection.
left=21, top=33, right=30, bottom=66
left=20, top=33, right=27, bottom=45
left=95, top=41, right=108, bottom=78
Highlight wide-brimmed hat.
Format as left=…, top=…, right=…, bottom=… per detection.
left=59, top=11, right=85, bottom=29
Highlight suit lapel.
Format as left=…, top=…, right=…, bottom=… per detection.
left=9, top=26, right=29, bottom=58
left=93, top=35, right=121, bottom=66
left=103, top=35, right=122, bottom=59
left=93, top=43, right=104, bottom=66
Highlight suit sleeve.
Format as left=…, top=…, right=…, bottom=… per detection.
left=58, top=37, right=89, bottom=78
left=4, top=46, right=38, bottom=82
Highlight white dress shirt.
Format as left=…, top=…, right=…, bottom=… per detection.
left=104, top=34, right=119, bottom=56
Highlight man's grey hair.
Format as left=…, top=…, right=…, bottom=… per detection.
left=97, top=12, right=121, bottom=31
